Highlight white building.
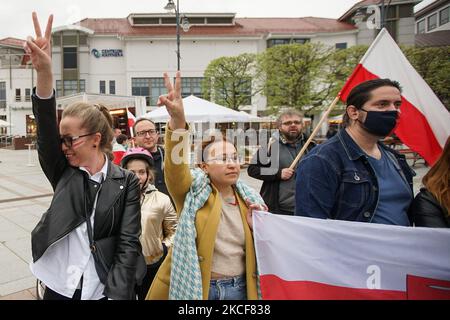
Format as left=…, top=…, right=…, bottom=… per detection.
left=415, top=0, right=450, bottom=33
left=1, top=2, right=419, bottom=136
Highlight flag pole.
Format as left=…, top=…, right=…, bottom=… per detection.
left=289, top=95, right=340, bottom=170
left=126, top=107, right=136, bottom=148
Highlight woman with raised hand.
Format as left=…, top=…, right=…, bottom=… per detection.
left=26, top=12, right=145, bottom=300
left=146, top=72, right=267, bottom=300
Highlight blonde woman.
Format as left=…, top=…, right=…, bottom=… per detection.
left=26, top=12, right=144, bottom=300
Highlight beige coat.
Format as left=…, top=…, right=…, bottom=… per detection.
left=140, top=184, right=177, bottom=264
left=146, top=127, right=259, bottom=300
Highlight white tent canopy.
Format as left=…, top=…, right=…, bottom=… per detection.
left=144, top=95, right=260, bottom=123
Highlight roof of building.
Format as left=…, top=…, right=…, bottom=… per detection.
left=338, top=0, right=421, bottom=21
left=415, top=0, right=449, bottom=18
left=415, top=30, right=450, bottom=46
left=0, top=37, right=26, bottom=48
left=73, top=16, right=356, bottom=37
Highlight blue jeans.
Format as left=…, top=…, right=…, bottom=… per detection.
left=208, top=275, right=247, bottom=300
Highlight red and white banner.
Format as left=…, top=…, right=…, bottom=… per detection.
left=340, top=28, right=450, bottom=166
left=127, top=108, right=136, bottom=138
left=253, top=212, right=450, bottom=300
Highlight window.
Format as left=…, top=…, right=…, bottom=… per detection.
left=399, top=4, right=413, bottom=18
left=100, top=81, right=106, bottom=94
left=236, top=78, right=252, bottom=106
left=206, top=17, right=233, bottom=24
left=150, top=78, right=166, bottom=106
left=133, top=17, right=159, bottom=25
left=56, top=80, right=86, bottom=97
left=0, top=82, right=6, bottom=108
left=187, top=17, right=205, bottom=24
left=132, top=78, right=150, bottom=105
left=79, top=35, right=88, bottom=45
left=25, top=88, right=31, bottom=102
left=52, top=35, right=61, bottom=46
left=417, top=19, right=426, bottom=34
left=181, top=78, right=204, bottom=98
left=132, top=78, right=166, bottom=106
left=428, top=13, right=438, bottom=31
left=335, top=43, right=347, bottom=50
left=63, top=47, right=77, bottom=69
left=440, top=6, right=449, bottom=25
left=267, top=38, right=309, bottom=47
left=15, top=89, right=21, bottom=102
left=161, top=18, right=177, bottom=24
left=109, top=81, right=116, bottom=95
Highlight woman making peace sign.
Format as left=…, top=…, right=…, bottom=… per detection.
left=26, top=12, right=145, bottom=300
left=146, top=72, right=267, bottom=300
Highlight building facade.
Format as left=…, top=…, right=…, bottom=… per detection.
left=415, top=0, right=450, bottom=33
left=0, top=1, right=419, bottom=136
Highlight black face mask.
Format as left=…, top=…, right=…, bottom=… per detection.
left=359, top=109, right=399, bottom=137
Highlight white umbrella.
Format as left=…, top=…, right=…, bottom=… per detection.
left=0, top=119, right=13, bottom=127
left=145, top=95, right=258, bottom=123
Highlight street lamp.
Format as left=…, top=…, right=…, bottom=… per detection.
left=379, top=0, right=392, bottom=29
left=164, top=0, right=190, bottom=71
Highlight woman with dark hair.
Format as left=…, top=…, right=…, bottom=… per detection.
left=26, top=12, right=145, bottom=300
left=409, top=137, right=450, bottom=228
left=146, top=72, right=267, bottom=300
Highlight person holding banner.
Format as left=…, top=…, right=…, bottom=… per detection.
left=295, top=79, right=415, bottom=225
left=248, top=109, right=315, bottom=215
left=409, top=137, right=450, bottom=228
left=146, top=72, right=267, bottom=300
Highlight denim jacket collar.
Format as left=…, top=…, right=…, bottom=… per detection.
left=337, top=129, right=368, bottom=161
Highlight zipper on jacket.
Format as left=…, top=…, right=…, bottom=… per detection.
left=108, top=206, right=115, bottom=236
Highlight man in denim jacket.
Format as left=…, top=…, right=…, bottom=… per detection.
left=295, top=79, right=415, bottom=225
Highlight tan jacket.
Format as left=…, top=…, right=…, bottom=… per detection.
left=146, top=127, right=258, bottom=300
left=140, top=184, right=177, bottom=264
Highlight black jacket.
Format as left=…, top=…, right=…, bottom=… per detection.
left=408, top=188, right=450, bottom=228
left=247, top=133, right=315, bottom=213
left=31, top=91, right=144, bottom=300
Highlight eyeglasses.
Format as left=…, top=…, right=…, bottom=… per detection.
left=206, top=154, right=240, bottom=164
left=282, top=120, right=302, bottom=126
left=60, top=133, right=96, bottom=148
left=136, top=129, right=158, bottom=137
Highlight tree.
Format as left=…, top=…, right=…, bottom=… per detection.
left=401, top=46, right=450, bottom=110
left=318, top=45, right=368, bottom=112
left=202, top=53, right=259, bottom=110
left=258, top=43, right=329, bottom=113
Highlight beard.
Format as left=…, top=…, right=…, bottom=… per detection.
left=282, top=129, right=301, bottom=141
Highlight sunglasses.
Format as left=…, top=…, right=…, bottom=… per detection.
left=60, top=132, right=96, bottom=148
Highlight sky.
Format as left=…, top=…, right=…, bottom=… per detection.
left=0, top=0, right=359, bottom=40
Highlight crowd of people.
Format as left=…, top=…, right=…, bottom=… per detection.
left=26, top=12, right=449, bottom=300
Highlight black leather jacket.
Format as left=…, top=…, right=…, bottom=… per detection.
left=31, top=91, right=144, bottom=300
left=408, top=188, right=450, bottom=228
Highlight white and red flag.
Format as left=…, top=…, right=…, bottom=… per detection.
left=253, top=212, right=450, bottom=300
left=340, top=28, right=450, bottom=166
left=126, top=108, right=136, bottom=138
